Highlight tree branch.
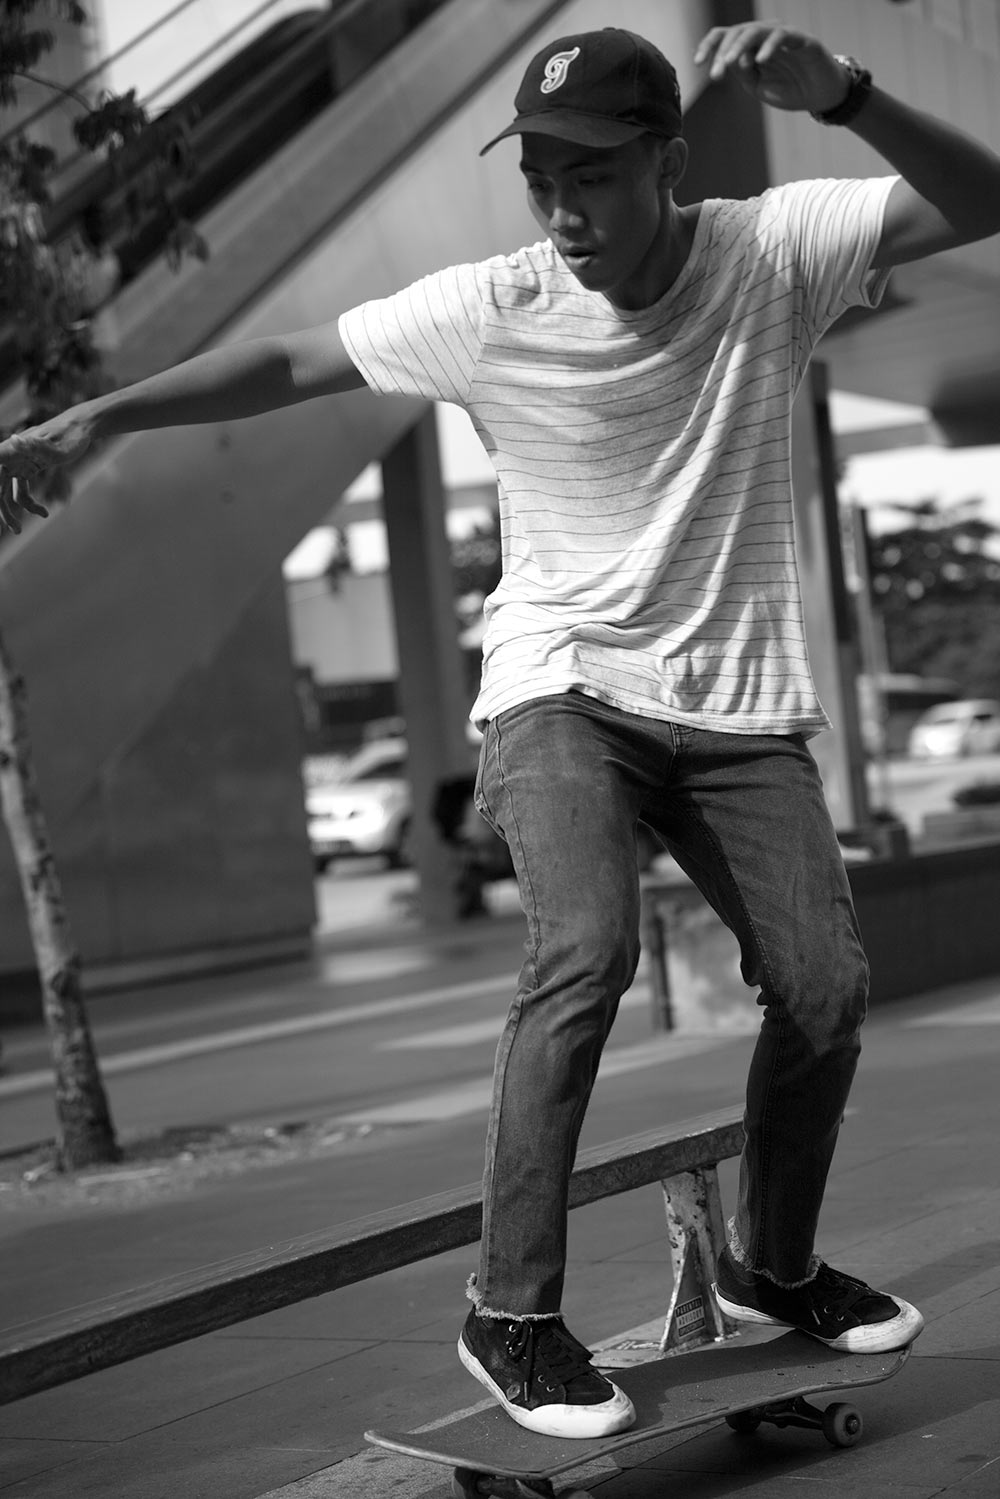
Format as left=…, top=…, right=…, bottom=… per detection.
left=9, top=69, right=93, bottom=115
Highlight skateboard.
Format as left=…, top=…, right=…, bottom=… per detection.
left=366, top=1328, right=911, bottom=1498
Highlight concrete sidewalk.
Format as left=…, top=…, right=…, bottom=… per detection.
left=1, top=959, right=998, bottom=1498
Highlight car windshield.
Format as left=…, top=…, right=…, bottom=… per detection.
left=919, top=700, right=999, bottom=727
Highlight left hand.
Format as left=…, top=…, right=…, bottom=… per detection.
left=694, top=22, right=850, bottom=115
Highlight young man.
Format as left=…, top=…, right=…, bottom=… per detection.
left=2, top=20, right=999, bottom=1441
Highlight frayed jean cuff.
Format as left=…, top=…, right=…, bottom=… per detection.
left=727, top=1218, right=821, bottom=1288
left=465, top=1273, right=562, bottom=1322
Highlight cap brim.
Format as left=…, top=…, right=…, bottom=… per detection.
left=479, top=112, right=649, bottom=156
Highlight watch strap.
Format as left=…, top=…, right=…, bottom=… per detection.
left=811, top=55, right=873, bottom=126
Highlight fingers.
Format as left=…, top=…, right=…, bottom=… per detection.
left=22, top=486, right=49, bottom=517
left=695, top=22, right=802, bottom=79
left=0, top=469, right=49, bottom=538
left=0, top=472, right=24, bottom=536
left=0, top=471, right=23, bottom=536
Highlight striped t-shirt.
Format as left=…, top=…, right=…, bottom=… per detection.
left=339, top=175, right=895, bottom=734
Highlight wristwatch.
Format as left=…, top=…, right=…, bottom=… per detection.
left=810, top=55, right=873, bottom=126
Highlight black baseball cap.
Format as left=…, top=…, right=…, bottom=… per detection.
left=480, top=27, right=683, bottom=155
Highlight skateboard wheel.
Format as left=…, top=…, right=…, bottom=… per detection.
left=725, top=1407, right=763, bottom=1434
left=822, top=1402, right=863, bottom=1448
left=451, top=1471, right=563, bottom=1498
left=451, top=1468, right=488, bottom=1498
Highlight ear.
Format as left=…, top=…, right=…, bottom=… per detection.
left=660, top=137, right=688, bottom=190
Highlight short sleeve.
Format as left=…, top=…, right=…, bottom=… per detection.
left=758, top=176, right=897, bottom=339
left=338, top=262, right=485, bottom=406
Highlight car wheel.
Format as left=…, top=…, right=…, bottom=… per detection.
left=386, top=820, right=412, bottom=870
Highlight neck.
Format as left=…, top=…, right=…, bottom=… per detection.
left=607, top=199, right=699, bottom=311
left=663, top=201, right=697, bottom=287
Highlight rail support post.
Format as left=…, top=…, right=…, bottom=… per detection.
left=660, top=1165, right=739, bottom=1352
left=640, top=888, right=674, bottom=1031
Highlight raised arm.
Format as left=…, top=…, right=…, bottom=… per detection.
left=0, top=321, right=366, bottom=534
left=695, top=21, right=1000, bottom=267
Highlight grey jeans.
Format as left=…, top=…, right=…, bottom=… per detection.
left=471, top=692, right=868, bottom=1316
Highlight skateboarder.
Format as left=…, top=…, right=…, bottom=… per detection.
left=2, top=18, right=998, bottom=1443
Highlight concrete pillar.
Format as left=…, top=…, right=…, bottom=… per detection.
left=791, top=361, right=872, bottom=835
left=381, top=410, right=473, bottom=923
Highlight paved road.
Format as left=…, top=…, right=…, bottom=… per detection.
left=0, top=901, right=748, bottom=1162
left=867, top=748, right=1000, bottom=833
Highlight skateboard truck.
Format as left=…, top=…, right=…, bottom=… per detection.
left=725, top=1392, right=864, bottom=1447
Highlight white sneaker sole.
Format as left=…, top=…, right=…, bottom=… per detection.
left=714, top=1285, right=925, bottom=1353
left=457, top=1335, right=636, bottom=1438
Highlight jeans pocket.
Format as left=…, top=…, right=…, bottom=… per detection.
left=474, top=720, right=500, bottom=830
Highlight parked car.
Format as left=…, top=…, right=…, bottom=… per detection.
left=306, top=740, right=412, bottom=871
left=907, top=699, right=1000, bottom=759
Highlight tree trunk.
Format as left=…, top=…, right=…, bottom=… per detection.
left=0, top=626, right=120, bottom=1170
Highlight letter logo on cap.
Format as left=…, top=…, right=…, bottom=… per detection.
left=539, top=46, right=580, bottom=94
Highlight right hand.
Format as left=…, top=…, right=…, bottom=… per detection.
left=695, top=23, right=849, bottom=115
left=0, top=409, right=96, bottom=537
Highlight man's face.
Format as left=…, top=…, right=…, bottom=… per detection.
left=519, top=133, right=676, bottom=310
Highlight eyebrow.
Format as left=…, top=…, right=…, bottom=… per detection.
left=519, top=153, right=605, bottom=175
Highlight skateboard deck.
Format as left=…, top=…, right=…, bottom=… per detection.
left=366, top=1329, right=911, bottom=1498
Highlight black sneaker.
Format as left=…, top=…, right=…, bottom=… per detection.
left=458, top=1309, right=635, bottom=1438
left=714, top=1247, right=924, bottom=1353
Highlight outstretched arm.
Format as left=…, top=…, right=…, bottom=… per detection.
left=695, top=21, right=1000, bottom=267
left=0, top=321, right=366, bottom=534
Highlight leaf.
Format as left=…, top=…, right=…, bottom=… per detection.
left=72, top=89, right=149, bottom=153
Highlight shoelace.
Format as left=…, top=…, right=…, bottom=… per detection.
left=505, top=1319, right=593, bottom=1401
left=812, top=1264, right=878, bottom=1315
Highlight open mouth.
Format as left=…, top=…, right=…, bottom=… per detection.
left=559, top=245, right=598, bottom=270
